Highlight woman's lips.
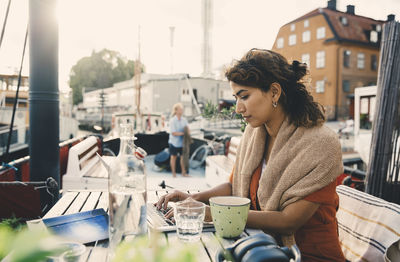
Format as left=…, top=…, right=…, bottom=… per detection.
left=243, top=115, right=251, bottom=121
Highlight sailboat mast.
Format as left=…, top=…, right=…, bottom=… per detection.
left=134, top=26, right=141, bottom=124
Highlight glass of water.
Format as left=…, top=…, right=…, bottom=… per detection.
left=174, top=199, right=205, bottom=242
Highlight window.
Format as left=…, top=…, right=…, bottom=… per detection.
left=343, top=50, right=351, bottom=68
left=23, top=78, right=29, bottom=87
left=357, top=53, right=365, bottom=69
left=340, top=16, right=348, bottom=26
left=342, top=80, right=350, bottom=92
left=277, top=37, right=284, bottom=49
left=370, top=31, right=378, bottom=43
left=316, top=27, right=325, bottom=39
left=316, top=51, right=325, bottom=68
left=304, top=19, right=309, bottom=28
left=371, top=54, right=377, bottom=71
left=301, top=53, right=310, bottom=67
left=289, top=34, right=296, bottom=46
left=316, top=80, right=325, bottom=93
left=0, top=79, right=5, bottom=90
left=290, top=24, right=295, bottom=31
left=302, top=31, right=310, bottom=43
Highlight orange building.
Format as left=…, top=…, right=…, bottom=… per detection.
left=271, top=0, right=394, bottom=120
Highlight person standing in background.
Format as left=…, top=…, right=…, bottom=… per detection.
left=168, top=103, right=189, bottom=177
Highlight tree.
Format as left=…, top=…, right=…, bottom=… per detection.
left=69, top=49, right=141, bottom=105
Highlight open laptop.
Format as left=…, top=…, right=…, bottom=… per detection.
left=97, top=153, right=214, bottom=232
left=146, top=203, right=214, bottom=232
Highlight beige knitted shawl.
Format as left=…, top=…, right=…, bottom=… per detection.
left=231, top=118, right=343, bottom=247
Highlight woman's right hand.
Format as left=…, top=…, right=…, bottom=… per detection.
left=155, top=190, right=190, bottom=211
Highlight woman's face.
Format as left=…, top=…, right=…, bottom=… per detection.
left=175, top=106, right=183, bottom=116
left=231, top=82, right=275, bottom=127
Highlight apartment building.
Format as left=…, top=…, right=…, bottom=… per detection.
left=271, top=0, right=395, bottom=120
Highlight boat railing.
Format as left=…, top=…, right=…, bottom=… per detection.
left=0, top=135, right=96, bottom=184
left=202, top=118, right=241, bottom=129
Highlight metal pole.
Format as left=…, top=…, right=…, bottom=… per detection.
left=29, top=0, right=60, bottom=208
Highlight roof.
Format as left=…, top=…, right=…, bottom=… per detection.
left=285, top=7, right=385, bottom=47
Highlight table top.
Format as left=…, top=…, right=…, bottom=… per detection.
left=43, top=190, right=263, bottom=262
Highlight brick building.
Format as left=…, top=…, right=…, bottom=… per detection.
left=271, top=0, right=395, bottom=120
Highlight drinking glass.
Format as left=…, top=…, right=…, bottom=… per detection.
left=174, top=199, right=205, bottom=242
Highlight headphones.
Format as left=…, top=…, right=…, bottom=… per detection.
left=216, top=233, right=301, bottom=262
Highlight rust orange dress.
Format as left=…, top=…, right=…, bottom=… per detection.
left=230, top=163, right=345, bottom=262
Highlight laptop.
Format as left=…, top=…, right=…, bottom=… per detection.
left=146, top=203, right=215, bottom=232
left=97, top=153, right=214, bottom=232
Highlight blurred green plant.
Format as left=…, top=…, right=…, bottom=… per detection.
left=112, top=233, right=199, bottom=262
left=0, top=225, right=66, bottom=262
left=202, top=101, right=219, bottom=119
left=201, top=102, right=247, bottom=132
left=0, top=217, right=24, bottom=231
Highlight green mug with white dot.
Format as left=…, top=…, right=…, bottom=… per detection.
left=209, top=196, right=251, bottom=238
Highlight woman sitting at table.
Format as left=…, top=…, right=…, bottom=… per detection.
left=157, top=48, right=345, bottom=261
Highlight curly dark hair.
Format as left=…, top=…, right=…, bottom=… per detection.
left=225, top=48, right=325, bottom=128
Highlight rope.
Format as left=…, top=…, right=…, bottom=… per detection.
left=4, top=25, right=28, bottom=161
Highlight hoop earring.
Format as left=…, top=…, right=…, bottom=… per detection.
left=272, top=101, right=277, bottom=108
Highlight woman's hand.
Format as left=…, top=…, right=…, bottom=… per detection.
left=155, top=190, right=190, bottom=210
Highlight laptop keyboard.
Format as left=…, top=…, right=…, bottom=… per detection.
left=147, top=203, right=174, bottom=227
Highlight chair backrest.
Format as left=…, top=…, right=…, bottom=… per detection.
left=66, top=136, right=100, bottom=177
left=336, top=185, right=400, bottom=262
left=227, top=136, right=241, bottom=162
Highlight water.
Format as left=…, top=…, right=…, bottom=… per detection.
left=108, top=175, right=147, bottom=253
left=175, top=213, right=204, bottom=242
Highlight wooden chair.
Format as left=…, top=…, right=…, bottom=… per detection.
left=62, top=136, right=113, bottom=191
left=0, top=178, right=58, bottom=220
left=336, top=185, right=400, bottom=262
left=205, top=136, right=240, bottom=187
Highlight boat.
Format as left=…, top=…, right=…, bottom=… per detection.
left=0, top=75, right=79, bottom=162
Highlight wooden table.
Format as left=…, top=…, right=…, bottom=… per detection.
left=42, top=190, right=263, bottom=262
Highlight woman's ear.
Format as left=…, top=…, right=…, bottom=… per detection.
left=270, top=82, right=282, bottom=100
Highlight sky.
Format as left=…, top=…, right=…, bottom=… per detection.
left=0, top=0, right=399, bottom=92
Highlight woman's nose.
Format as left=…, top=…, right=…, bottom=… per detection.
left=236, top=101, right=245, bottom=114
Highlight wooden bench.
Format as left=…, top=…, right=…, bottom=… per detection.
left=62, top=136, right=114, bottom=191
left=336, top=185, right=400, bottom=262
left=205, top=136, right=240, bottom=187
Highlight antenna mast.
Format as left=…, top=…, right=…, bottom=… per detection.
left=169, top=26, right=175, bottom=74
left=201, top=0, right=213, bottom=78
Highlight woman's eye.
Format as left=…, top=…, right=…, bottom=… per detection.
left=240, top=95, right=249, bottom=100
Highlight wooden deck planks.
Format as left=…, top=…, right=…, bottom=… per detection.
left=43, top=191, right=79, bottom=218
left=65, top=191, right=90, bottom=214
left=167, top=232, right=211, bottom=262
left=81, top=191, right=102, bottom=212
left=201, top=232, right=224, bottom=262
left=41, top=189, right=262, bottom=262
left=96, top=192, right=109, bottom=211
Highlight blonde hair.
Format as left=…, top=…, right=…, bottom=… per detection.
left=171, top=103, right=183, bottom=116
